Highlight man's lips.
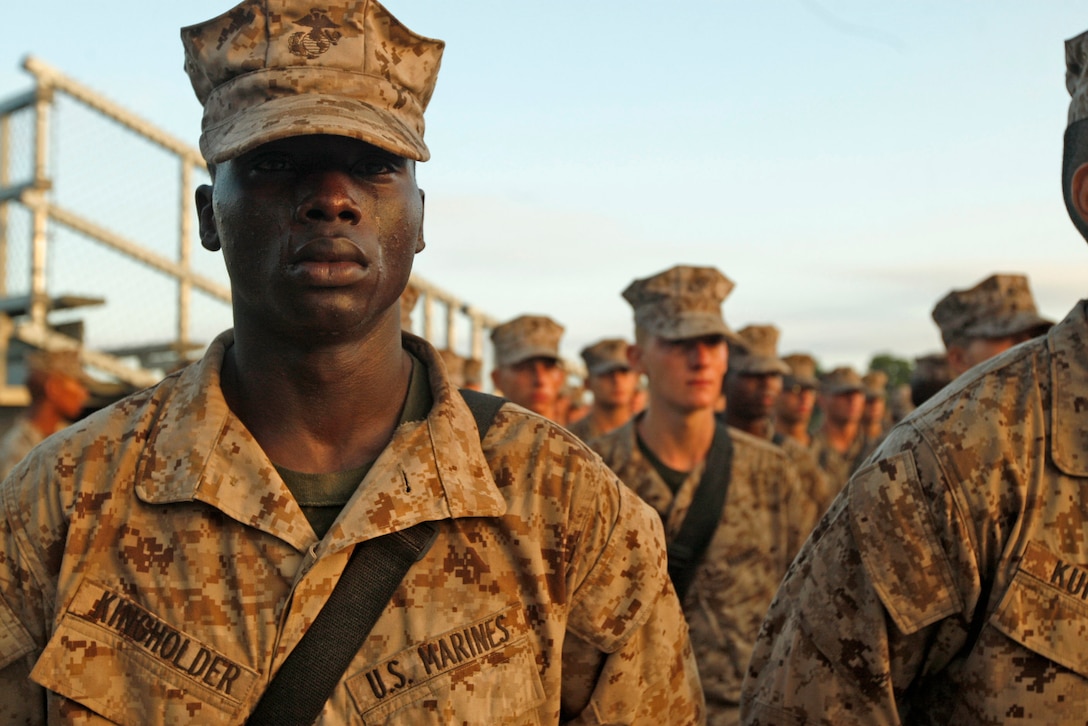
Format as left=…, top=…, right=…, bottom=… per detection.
left=287, top=238, right=369, bottom=285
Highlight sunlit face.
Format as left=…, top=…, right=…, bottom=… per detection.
left=777, top=381, right=816, bottom=426
left=491, top=357, right=565, bottom=419
left=821, top=390, right=865, bottom=427
left=631, top=334, right=728, bottom=414
left=862, top=395, right=886, bottom=426
left=949, top=331, right=1037, bottom=377
left=587, top=368, right=638, bottom=409
left=47, top=373, right=89, bottom=420
left=196, top=134, right=424, bottom=342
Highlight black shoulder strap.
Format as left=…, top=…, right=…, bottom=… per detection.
left=666, top=422, right=734, bottom=601
left=247, top=389, right=504, bottom=724
left=246, top=523, right=438, bottom=725
left=458, top=388, right=506, bottom=438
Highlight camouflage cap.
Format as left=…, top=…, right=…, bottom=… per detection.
left=580, top=338, right=631, bottom=377
left=820, top=366, right=864, bottom=395
left=730, top=325, right=791, bottom=376
left=861, top=370, right=888, bottom=399
left=490, top=315, right=564, bottom=368
left=781, top=352, right=819, bottom=389
left=912, top=352, right=952, bottom=384
left=931, top=274, right=1053, bottom=346
left=26, top=349, right=87, bottom=383
left=181, top=0, right=445, bottom=163
left=622, top=265, right=739, bottom=343
left=1067, top=29, right=1088, bottom=126
left=910, top=352, right=953, bottom=407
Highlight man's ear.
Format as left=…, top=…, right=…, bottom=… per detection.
left=196, top=184, right=220, bottom=252
left=1073, top=163, right=1088, bottom=224
left=416, top=188, right=426, bottom=254
left=945, top=344, right=969, bottom=378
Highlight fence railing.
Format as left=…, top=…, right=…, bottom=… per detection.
left=0, top=56, right=499, bottom=403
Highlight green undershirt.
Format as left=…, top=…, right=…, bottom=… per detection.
left=275, top=353, right=433, bottom=539
left=636, top=431, right=690, bottom=495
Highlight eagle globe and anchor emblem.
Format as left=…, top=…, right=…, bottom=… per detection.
left=288, top=9, right=342, bottom=59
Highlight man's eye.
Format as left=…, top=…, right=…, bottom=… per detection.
left=251, top=155, right=294, bottom=172
left=353, top=159, right=398, bottom=176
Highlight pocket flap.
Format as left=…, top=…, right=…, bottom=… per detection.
left=991, top=541, right=1088, bottom=678
left=29, top=581, right=258, bottom=726
left=349, top=606, right=544, bottom=725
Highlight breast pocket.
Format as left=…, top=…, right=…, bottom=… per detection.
left=348, top=606, right=545, bottom=726
left=950, top=541, right=1088, bottom=723
left=989, top=541, right=1088, bottom=679
left=28, top=580, right=259, bottom=726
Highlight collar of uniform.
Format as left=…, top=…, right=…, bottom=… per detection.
left=1048, top=299, right=1088, bottom=477
left=319, top=334, right=507, bottom=555
left=133, top=330, right=506, bottom=554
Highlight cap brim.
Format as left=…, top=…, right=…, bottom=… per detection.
left=201, top=93, right=429, bottom=164
left=964, top=311, right=1054, bottom=340
left=498, top=348, right=561, bottom=368
left=784, top=375, right=819, bottom=389
left=650, top=313, right=740, bottom=346
left=730, top=355, right=791, bottom=376
left=823, top=383, right=865, bottom=395
left=587, top=361, right=631, bottom=377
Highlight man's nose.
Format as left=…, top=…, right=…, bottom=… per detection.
left=295, top=172, right=362, bottom=224
left=688, top=342, right=712, bottom=367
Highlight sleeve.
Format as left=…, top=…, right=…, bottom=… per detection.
left=0, top=461, right=56, bottom=723
left=559, top=472, right=705, bottom=724
left=740, top=437, right=979, bottom=726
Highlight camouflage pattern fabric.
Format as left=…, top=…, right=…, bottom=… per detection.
left=590, top=419, right=817, bottom=726
left=742, top=300, right=1088, bottom=725
left=772, top=431, right=833, bottom=520
left=0, top=331, right=704, bottom=724
left=808, top=427, right=879, bottom=504
left=565, top=414, right=605, bottom=444
left=0, top=418, right=44, bottom=482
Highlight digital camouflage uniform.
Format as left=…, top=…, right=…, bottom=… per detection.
left=565, top=414, right=604, bottom=444
left=727, top=326, right=832, bottom=518
left=772, top=433, right=832, bottom=520
left=0, top=418, right=43, bottom=481
left=808, top=426, right=878, bottom=504
left=592, top=419, right=817, bottom=726
left=742, top=301, right=1088, bottom=724
left=0, top=332, right=704, bottom=724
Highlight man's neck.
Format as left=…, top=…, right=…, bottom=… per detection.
left=222, top=319, right=413, bottom=473
left=821, top=420, right=859, bottom=453
left=637, top=403, right=717, bottom=472
left=776, top=419, right=811, bottom=446
left=590, top=403, right=631, bottom=432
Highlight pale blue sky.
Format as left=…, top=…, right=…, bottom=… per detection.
left=2, top=2, right=1087, bottom=371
